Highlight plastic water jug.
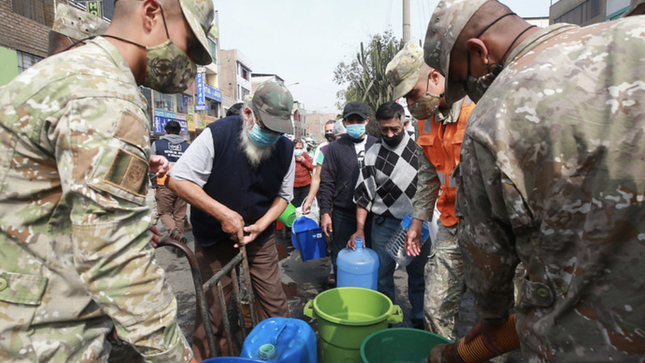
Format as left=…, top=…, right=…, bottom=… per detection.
left=337, top=238, right=379, bottom=290
left=384, top=214, right=430, bottom=267
left=240, top=317, right=317, bottom=363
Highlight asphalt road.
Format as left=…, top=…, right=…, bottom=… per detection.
left=108, top=227, right=523, bottom=363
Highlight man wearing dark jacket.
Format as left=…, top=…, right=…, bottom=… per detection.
left=319, top=101, right=377, bottom=278
left=152, top=120, right=190, bottom=242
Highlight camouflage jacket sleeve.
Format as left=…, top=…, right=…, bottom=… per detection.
left=411, top=144, right=440, bottom=221
left=56, top=99, right=191, bottom=362
left=456, top=135, right=521, bottom=325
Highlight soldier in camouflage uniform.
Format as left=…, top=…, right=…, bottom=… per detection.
left=424, top=0, right=645, bottom=362
left=48, top=3, right=109, bottom=56
left=0, top=0, right=214, bottom=362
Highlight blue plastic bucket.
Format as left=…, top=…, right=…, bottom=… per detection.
left=292, top=216, right=327, bottom=261
left=241, top=317, right=317, bottom=363
left=201, top=357, right=262, bottom=363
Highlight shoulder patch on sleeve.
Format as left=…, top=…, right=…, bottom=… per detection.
left=104, top=148, right=148, bottom=197
left=113, top=110, right=148, bottom=149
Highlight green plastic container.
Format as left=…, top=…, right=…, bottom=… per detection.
left=360, top=328, right=451, bottom=363
left=277, top=203, right=296, bottom=228
left=304, top=287, right=403, bottom=363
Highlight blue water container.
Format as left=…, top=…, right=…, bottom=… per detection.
left=240, top=317, right=317, bottom=363
left=337, top=238, right=379, bottom=290
left=291, top=216, right=327, bottom=261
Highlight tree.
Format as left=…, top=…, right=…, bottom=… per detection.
left=333, top=30, right=404, bottom=137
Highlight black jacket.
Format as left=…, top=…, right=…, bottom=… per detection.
left=318, top=134, right=377, bottom=215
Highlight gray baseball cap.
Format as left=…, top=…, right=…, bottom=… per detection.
left=423, top=0, right=489, bottom=104
left=624, top=0, right=645, bottom=16
left=252, top=80, right=294, bottom=134
left=386, top=41, right=425, bottom=100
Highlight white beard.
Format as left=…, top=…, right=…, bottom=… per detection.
left=239, top=116, right=275, bottom=168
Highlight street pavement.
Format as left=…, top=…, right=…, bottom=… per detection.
left=109, top=227, right=522, bottom=362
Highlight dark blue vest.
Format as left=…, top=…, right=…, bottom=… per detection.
left=154, top=137, right=189, bottom=164
left=191, top=115, right=293, bottom=247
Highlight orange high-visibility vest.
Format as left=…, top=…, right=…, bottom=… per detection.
left=416, top=102, right=475, bottom=227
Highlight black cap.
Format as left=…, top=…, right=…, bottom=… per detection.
left=165, top=120, right=181, bottom=134
left=343, top=101, right=369, bottom=120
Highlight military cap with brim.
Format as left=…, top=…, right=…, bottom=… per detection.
left=53, top=4, right=109, bottom=40
left=387, top=41, right=424, bottom=100
left=252, top=81, right=294, bottom=134
left=179, top=0, right=215, bottom=65
left=423, top=0, right=489, bottom=105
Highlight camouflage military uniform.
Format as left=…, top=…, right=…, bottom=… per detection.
left=0, top=37, right=191, bottom=363
left=456, top=19, right=645, bottom=361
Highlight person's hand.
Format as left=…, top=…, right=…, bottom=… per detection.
left=296, top=155, right=305, bottom=163
left=464, top=320, right=506, bottom=356
left=321, top=213, right=332, bottom=237
left=149, top=225, right=162, bottom=248
left=427, top=343, right=461, bottom=363
left=220, top=208, right=245, bottom=243
left=302, top=197, right=312, bottom=214
left=405, top=218, right=424, bottom=257
left=237, top=224, right=264, bottom=247
left=346, top=230, right=365, bottom=250
left=149, top=155, right=169, bottom=177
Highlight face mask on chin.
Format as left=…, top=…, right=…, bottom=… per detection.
left=408, top=92, right=441, bottom=120
left=101, top=4, right=196, bottom=94
left=382, top=130, right=405, bottom=148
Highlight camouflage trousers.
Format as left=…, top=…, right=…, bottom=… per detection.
left=424, top=222, right=465, bottom=341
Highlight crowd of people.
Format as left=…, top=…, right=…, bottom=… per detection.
left=0, top=0, right=643, bottom=362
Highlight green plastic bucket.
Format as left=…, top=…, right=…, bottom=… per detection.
left=277, top=203, right=296, bottom=228
left=360, top=328, right=451, bottom=363
left=303, top=287, right=403, bottom=363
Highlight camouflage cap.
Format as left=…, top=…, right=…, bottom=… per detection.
left=252, top=80, right=294, bottom=134
left=179, top=0, right=215, bottom=65
left=624, top=0, right=645, bottom=16
left=423, top=0, right=489, bottom=104
left=52, top=4, right=109, bottom=41
left=386, top=41, right=424, bottom=100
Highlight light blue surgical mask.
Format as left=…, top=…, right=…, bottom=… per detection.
left=249, top=124, right=280, bottom=148
left=346, top=124, right=366, bottom=139
left=294, top=149, right=304, bottom=157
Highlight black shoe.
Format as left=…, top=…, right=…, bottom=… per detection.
left=411, top=319, right=424, bottom=330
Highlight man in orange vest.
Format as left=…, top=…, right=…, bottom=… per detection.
left=386, top=41, right=475, bottom=341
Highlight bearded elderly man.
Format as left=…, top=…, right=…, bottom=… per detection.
left=0, top=0, right=214, bottom=362
left=424, top=0, right=645, bottom=362
left=167, top=80, right=293, bottom=360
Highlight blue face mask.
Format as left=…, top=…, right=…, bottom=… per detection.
left=249, top=124, right=280, bottom=148
left=346, top=124, right=366, bottom=139
left=294, top=149, right=304, bottom=157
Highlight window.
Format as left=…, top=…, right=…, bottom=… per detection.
left=554, top=0, right=602, bottom=24
left=153, top=90, right=176, bottom=112
left=13, top=0, right=55, bottom=26
left=240, top=87, right=250, bottom=100
left=17, top=51, right=43, bottom=74
left=241, top=68, right=250, bottom=81
left=207, top=99, right=219, bottom=118
left=208, top=39, right=217, bottom=64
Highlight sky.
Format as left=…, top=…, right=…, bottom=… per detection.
left=214, top=0, right=553, bottom=114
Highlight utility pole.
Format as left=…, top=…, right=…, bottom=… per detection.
left=403, top=0, right=411, bottom=43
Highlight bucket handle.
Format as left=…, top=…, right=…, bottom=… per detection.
left=387, top=304, right=403, bottom=324
left=303, top=299, right=315, bottom=318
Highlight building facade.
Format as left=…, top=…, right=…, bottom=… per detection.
left=221, top=49, right=252, bottom=110
left=550, top=0, right=607, bottom=25
left=306, top=112, right=337, bottom=143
